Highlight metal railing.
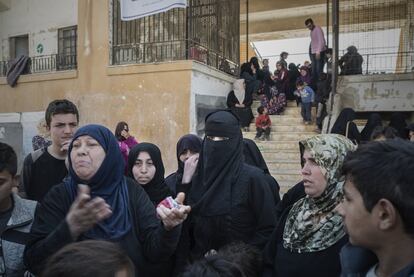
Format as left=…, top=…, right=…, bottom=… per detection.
left=261, top=50, right=414, bottom=75
left=112, top=39, right=240, bottom=75
left=0, top=54, right=77, bottom=77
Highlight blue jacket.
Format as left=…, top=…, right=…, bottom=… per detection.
left=294, top=86, right=314, bottom=103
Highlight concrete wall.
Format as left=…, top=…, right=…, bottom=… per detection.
left=338, top=73, right=414, bottom=112
left=0, top=0, right=77, bottom=59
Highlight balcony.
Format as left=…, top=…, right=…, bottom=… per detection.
left=0, top=53, right=77, bottom=77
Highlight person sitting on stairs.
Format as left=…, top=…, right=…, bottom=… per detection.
left=255, top=106, right=271, bottom=141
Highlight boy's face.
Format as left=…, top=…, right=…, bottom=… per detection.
left=0, top=170, right=17, bottom=209
left=297, top=85, right=304, bottom=90
left=48, top=113, right=79, bottom=152
left=336, top=178, right=378, bottom=248
left=263, top=108, right=268, bottom=115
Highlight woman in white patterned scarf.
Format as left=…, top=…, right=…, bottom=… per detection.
left=263, top=134, right=356, bottom=277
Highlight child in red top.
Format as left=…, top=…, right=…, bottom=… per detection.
left=255, top=106, right=271, bottom=141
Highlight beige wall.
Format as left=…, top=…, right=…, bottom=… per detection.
left=0, top=0, right=197, bottom=174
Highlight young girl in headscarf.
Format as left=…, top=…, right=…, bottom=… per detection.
left=127, top=143, right=173, bottom=206
left=263, top=134, right=356, bottom=277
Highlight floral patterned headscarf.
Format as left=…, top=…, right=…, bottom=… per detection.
left=283, top=134, right=356, bottom=253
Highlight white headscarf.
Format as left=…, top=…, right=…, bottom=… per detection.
left=233, top=79, right=245, bottom=104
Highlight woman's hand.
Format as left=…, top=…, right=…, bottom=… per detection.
left=121, top=130, right=130, bottom=139
left=182, top=154, right=199, bottom=184
left=157, top=193, right=191, bottom=231
left=66, top=185, right=112, bottom=240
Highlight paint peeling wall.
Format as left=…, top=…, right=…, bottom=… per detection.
left=338, top=73, right=414, bottom=112
left=0, top=0, right=77, bottom=59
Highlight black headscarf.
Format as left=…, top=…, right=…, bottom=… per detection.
left=127, top=143, right=172, bottom=205
left=190, top=110, right=243, bottom=216
left=360, top=113, right=382, bottom=141
left=64, top=124, right=131, bottom=240
left=331, top=108, right=356, bottom=135
left=242, top=138, right=269, bottom=174
left=175, top=134, right=203, bottom=178
left=388, top=112, right=408, bottom=139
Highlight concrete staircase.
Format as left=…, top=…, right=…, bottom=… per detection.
left=243, top=101, right=318, bottom=193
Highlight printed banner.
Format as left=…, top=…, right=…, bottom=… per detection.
left=120, top=0, right=187, bottom=21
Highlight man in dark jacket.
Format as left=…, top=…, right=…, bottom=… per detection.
left=337, top=139, right=414, bottom=277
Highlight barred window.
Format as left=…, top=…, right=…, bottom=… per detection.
left=57, top=26, right=77, bottom=70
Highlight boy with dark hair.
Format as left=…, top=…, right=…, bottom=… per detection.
left=0, top=142, right=37, bottom=276
left=294, top=80, right=314, bottom=125
left=42, top=240, right=134, bottom=277
left=337, top=139, right=414, bottom=276
left=21, top=99, right=79, bottom=201
left=255, top=106, right=271, bottom=141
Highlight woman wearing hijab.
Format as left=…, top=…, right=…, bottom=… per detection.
left=388, top=112, right=408, bottom=139
left=127, top=143, right=173, bottom=206
left=227, top=79, right=254, bottom=131
left=243, top=138, right=281, bottom=205
left=181, top=110, right=277, bottom=264
left=263, top=134, right=356, bottom=277
left=331, top=108, right=361, bottom=144
left=360, top=113, right=382, bottom=142
left=25, top=125, right=190, bottom=277
left=165, top=134, right=202, bottom=196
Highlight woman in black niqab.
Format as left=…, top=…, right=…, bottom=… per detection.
left=184, top=110, right=277, bottom=262
left=388, top=112, right=408, bottom=139
left=360, top=113, right=382, bottom=142
left=331, top=108, right=361, bottom=144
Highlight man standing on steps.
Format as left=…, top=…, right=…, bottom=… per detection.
left=21, top=99, right=79, bottom=201
left=305, top=18, right=327, bottom=84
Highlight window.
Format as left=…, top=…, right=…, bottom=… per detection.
left=57, top=26, right=77, bottom=70
left=9, top=35, right=29, bottom=59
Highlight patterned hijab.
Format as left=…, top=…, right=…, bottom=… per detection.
left=283, top=134, right=356, bottom=253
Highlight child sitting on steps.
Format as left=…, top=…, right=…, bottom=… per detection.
left=255, top=106, right=271, bottom=141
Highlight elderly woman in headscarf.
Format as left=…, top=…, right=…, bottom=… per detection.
left=165, top=134, right=202, bottom=196
left=227, top=79, right=254, bottom=131
left=331, top=108, right=361, bottom=144
left=127, top=143, right=173, bottom=206
left=177, top=110, right=277, bottom=268
left=263, top=134, right=356, bottom=277
left=24, top=125, right=190, bottom=277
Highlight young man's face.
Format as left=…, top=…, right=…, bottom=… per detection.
left=306, top=22, right=314, bottom=30
left=48, top=113, right=79, bottom=151
left=336, top=178, right=377, bottom=247
left=0, top=170, right=17, bottom=210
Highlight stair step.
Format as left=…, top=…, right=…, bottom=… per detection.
left=262, top=151, right=300, bottom=161
left=270, top=172, right=302, bottom=182
left=243, top=132, right=316, bottom=141
left=267, top=162, right=302, bottom=171
left=254, top=141, right=300, bottom=151
left=249, top=124, right=316, bottom=132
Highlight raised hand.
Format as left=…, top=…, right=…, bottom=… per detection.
left=65, top=184, right=112, bottom=240
left=182, top=153, right=199, bottom=184
left=157, top=193, right=191, bottom=231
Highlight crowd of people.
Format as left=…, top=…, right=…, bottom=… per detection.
left=0, top=18, right=413, bottom=277
left=0, top=96, right=413, bottom=277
